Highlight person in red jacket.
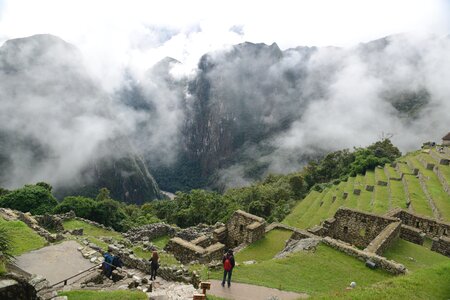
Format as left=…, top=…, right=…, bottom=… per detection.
left=221, top=249, right=235, bottom=287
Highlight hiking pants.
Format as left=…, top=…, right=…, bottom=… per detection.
left=222, top=269, right=232, bottom=286
left=151, top=266, right=157, bottom=279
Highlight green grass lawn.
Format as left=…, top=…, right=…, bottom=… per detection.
left=59, top=290, right=147, bottom=300
left=0, top=261, right=5, bottom=275
left=384, top=239, right=448, bottom=272
left=208, top=244, right=392, bottom=295
left=62, top=220, right=123, bottom=239
left=0, top=217, right=46, bottom=256
left=313, top=261, right=450, bottom=300
left=389, top=179, right=407, bottom=209
left=402, top=174, right=433, bottom=217
left=235, top=229, right=292, bottom=263
left=152, top=235, right=170, bottom=249
left=283, top=190, right=320, bottom=227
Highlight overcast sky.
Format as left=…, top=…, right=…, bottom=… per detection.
left=0, top=0, right=448, bottom=86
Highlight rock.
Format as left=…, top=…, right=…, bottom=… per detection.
left=243, top=260, right=257, bottom=265
left=77, top=246, right=84, bottom=251
left=86, top=282, right=95, bottom=287
left=141, top=277, right=149, bottom=284
left=71, top=228, right=84, bottom=236
left=275, top=238, right=321, bottom=259
left=90, top=257, right=97, bottom=263
left=111, top=270, right=126, bottom=282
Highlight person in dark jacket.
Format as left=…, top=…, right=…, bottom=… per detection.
left=149, top=251, right=159, bottom=280
left=221, top=249, right=235, bottom=287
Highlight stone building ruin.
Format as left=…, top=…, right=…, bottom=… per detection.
left=165, top=210, right=266, bottom=263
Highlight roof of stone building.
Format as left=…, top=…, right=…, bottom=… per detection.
left=234, top=210, right=265, bottom=223
left=443, top=132, right=450, bottom=140
left=247, top=221, right=264, bottom=230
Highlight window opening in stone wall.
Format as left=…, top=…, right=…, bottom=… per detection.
left=429, top=226, right=433, bottom=233
left=343, top=226, right=348, bottom=234
left=416, top=221, right=420, bottom=228
left=240, top=224, right=244, bottom=232
left=234, top=240, right=238, bottom=247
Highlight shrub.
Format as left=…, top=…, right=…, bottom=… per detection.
left=0, top=184, right=58, bottom=215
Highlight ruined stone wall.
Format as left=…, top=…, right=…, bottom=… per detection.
left=400, top=225, right=424, bottom=245
left=165, top=238, right=205, bottom=264
left=327, top=208, right=399, bottom=249
left=34, top=214, right=64, bottom=232
left=226, top=210, right=266, bottom=247
left=322, top=237, right=407, bottom=275
left=124, top=223, right=177, bottom=243
left=431, top=236, right=450, bottom=257
left=387, top=209, right=450, bottom=238
left=107, top=244, right=201, bottom=287
left=364, top=222, right=401, bottom=255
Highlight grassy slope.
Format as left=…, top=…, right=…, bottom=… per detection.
left=63, top=219, right=123, bottom=251
left=408, top=156, right=450, bottom=221
left=235, top=229, right=292, bottom=263
left=373, top=167, right=389, bottom=213
left=313, top=261, right=450, bottom=300
left=0, top=217, right=46, bottom=256
left=208, top=244, right=392, bottom=295
left=384, top=239, right=449, bottom=272
left=59, top=290, right=147, bottom=300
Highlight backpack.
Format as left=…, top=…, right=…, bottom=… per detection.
left=224, top=257, right=232, bottom=271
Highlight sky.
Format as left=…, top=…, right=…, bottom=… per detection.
left=0, top=0, right=448, bottom=88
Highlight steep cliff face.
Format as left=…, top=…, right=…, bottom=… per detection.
left=0, top=34, right=162, bottom=203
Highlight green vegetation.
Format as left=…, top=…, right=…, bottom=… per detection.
left=208, top=244, right=392, bottom=295
left=62, top=219, right=122, bottom=239
left=0, top=217, right=46, bottom=256
left=132, top=247, right=179, bottom=266
left=59, top=290, right=148, bottom=300
left=0, top=183, right=57, bottom=215
left=151, top=235, right=170, bottom=249
left=314, top=261, right=450, bottom=300
left=235, top=229, right=292, bottom=263
left=384, top=239, right=449, bottom=272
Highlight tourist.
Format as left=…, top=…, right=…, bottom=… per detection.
left=102, top=250, right=114, bottom=278
left=149, top=251, right=159, bottom=280
left=221, top=249, right=235, bottom=287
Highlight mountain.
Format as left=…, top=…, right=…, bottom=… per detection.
left=0, top=34, right=162, bottom=203
left=147, top=35, right=442, bottom=191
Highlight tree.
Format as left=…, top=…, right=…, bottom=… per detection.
left=91, top=199, right=126, bottom=231
left=53, top=196, right=96, bottom=219
left=96, top=187, right=111, bottom=202
left=0, top=184, right=58, bottom=215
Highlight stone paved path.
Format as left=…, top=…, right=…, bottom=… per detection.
left=15, top=240, right=94, bottom=285
left=208, top=280, right=308, bottom=300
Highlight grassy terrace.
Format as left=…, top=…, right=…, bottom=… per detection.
left=282, top=190, right=320, bottom=227
left=63, top=219, right=123, bottom=251
left=0, top=217, right=46, bottom=256
left=402, top=174, right=433, bottom=217
left=59, top=290, right=147, bottom=300
left=313, top=261, right=450, bottom=300
left=385, top=165, right=401, bottom=180
left=408, top=156, right=450, bottom=221
left=357, top=171, right=374, bottom=211
left=373, top=167, right=389, bottom=213
left=287, top=188, right=329, bottom=229
left=343, top=176, right=357, bottom=209
left=389, top=178, right=407, bottom=209
left=308, top=185, right=340, bottom=228
left=384, top=239, right=449, bottom=272
left=235, top=229, right=292, bottom=263
left=208, top=243, right=392, bottom=295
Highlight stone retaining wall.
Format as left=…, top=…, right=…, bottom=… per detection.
left=431, top=236, right=450, bottom=257
left=386, top=209, right=450, bottom=238
left=364, top=222, right=401, bottom=255
left=124, top=223, right=177, bottom=243
left=322, top=237, right=407, bottom=275
left=107, top=244, right=201, bottom=288
left=434, top=166, right=450, bottom=196
left=322, top=208, right=399, bottom=249
left=165, top=237, right=224, bottom=264
left=400, top=225, right=424, bottom=245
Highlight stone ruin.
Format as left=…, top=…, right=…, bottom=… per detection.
left=165, top=210, right=266, bottom=264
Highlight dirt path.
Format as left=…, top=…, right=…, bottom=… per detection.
left=14, top=240, right=94, bottom=285
left=207, top=280, right=308, bottom=300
